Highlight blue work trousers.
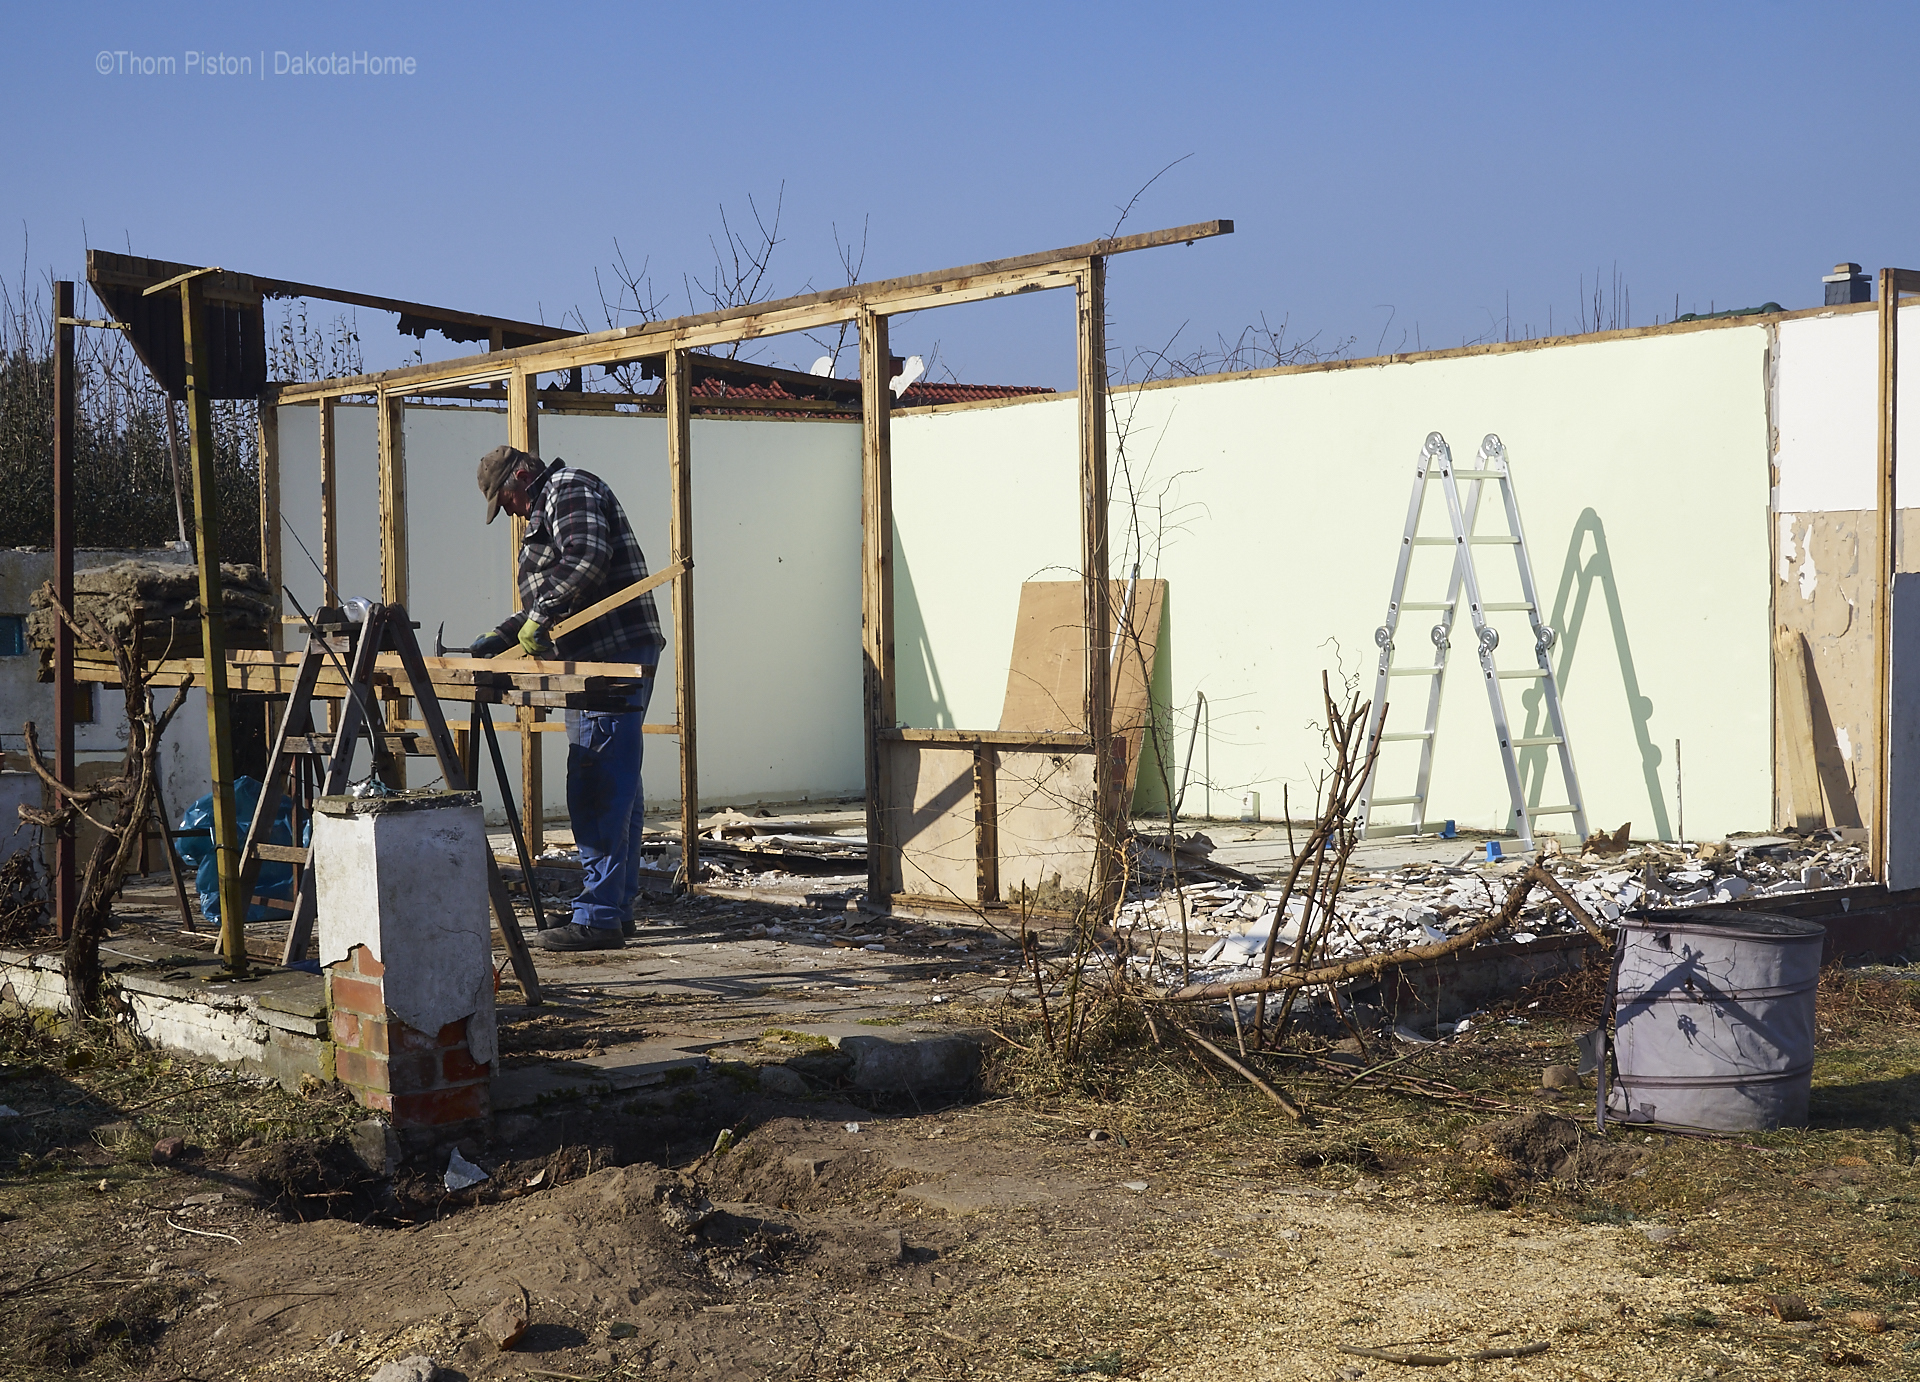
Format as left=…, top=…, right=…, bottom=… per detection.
left=565, top=669, right=658, bottom=931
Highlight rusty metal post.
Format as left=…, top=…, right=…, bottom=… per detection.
left=52, top=281, right=75, bottom=941
left=178, top=277, right=248, bottom=976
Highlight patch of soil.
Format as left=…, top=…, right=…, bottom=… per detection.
left=1459, top=1110, right=1648, bottom=1183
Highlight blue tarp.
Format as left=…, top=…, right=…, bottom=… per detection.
left=173, top=777, right=309, bottom=923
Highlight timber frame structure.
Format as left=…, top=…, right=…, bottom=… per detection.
left=102, top=221, right=1232, bottom=910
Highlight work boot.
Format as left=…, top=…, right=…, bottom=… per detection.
left=620, top=913, right=637, bottom=939
left=535, top=923, right=624, bottom=952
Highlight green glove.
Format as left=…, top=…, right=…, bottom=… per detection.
left=517, top=619, right=551, bottom=658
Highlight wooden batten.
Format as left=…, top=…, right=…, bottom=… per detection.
left=257, top=398, right=282, bottom=650
left=859, top=309, right=896, bottom=902
left=665, top=349, right=699, bottom=886
left=1076, top=258, right=1115, bottom=905
left=317, top=395, right=338, bottom=596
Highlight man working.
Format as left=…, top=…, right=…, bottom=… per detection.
left=473, top=444, right=665, bottom=951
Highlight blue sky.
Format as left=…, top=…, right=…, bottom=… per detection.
left=5, top=2, right=1918, bottom=387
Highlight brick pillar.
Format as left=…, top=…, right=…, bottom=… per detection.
left=327, top=944, right=492, bottom=1128
left=314, top=790, right=496, bottom=1154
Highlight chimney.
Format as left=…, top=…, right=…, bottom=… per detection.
left=1824, top=262, right=1872, bottom=307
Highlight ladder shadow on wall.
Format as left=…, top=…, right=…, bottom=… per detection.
left=1518, top=508, right=1670, bottom=840
left=892, top=532, right=954, bottom=729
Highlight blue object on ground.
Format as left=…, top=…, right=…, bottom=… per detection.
left=1441, top=819, right=1457, bottom=839
left=1484, top=840, right=1503, bottom=861
left=173, top=777, right=308, bottom=922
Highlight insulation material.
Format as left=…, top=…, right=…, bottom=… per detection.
left=27, top=559, right=272, bottom=651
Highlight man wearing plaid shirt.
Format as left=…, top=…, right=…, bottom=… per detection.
left=474, top=445, right=666, bottom=951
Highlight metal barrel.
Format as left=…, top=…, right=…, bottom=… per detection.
left=1610, top=908, right=1826, bottom=1131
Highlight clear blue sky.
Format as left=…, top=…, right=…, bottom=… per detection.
left=5, top=2, right=1917, bottom=388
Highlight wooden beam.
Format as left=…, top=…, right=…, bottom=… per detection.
left=860, top=308, right=896, bottom=905
left=315, top=396, right=339, bottom=597
left=1077, top=258, right=1116, bottom=907
left=52, top=282, right=75, bottom=942
left=257, top=398, right=282, bottom=650
left=1875, top=269, right=1920, bottom=880
left=491, top=560, right=685, bottom=661
left=504, top=367, right=540, bottom=843
left=973, top=744, right=999, bottom=906
left=880, top=728, right=1094, bottom=748
left=377, top=390, right=408, bottom=787
left=268, top=221, right=1234, bottom=405
left=181, top=278, right=248, bottom=976
left=666, top=348, right=699, bottom=889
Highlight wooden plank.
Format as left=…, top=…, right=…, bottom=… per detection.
left=1775, top=628, right=1825, bottom=832
left=518, top=704, right=544, bottom=857
left=254, top=843, right=310, bottom=864
left=508, top=367, right=537, bottom=614
left=377, top=392, right=408, bottom=787
left=317, top=396, right=338, bottom=597
left=268, top=222, right=1233, bottom=405
left=973, top=744, right=999, bottom=905
left=861, top=309, right=895, bottom=903
left=492, top=560, right=686, bottom=661
left=881, top=728, right=1094, bottom=749
left=666, top=348, right=699, bottom=887
left=1077, top=258, right=1115, bottom=904
left=258, top=399, right=281, bottom=651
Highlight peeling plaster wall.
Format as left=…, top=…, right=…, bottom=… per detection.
left=893, top=326, right=1774, bottom=841
left=1768, top=302, right=1920, bottom=837
left=276, top=405, right=864, bottom=817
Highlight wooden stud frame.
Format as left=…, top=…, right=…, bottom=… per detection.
left=266, top=223, right=1231, bottom=904
left=1875, top=268, right=1920, bottom=880
left=257, top=399, right=282, bottom=651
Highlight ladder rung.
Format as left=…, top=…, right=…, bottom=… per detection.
left=1451, top=469, right=1503, bottom=479
left=1524, top=804, right=1578, bottom=816
left=1379, top=732, right=1433, bottom=741
left=1410, top=537, right=1455, bottom=546
left=1481, top=602, right=1534, bottom=611
left=1362, top=823, right=1425, bottom=838
left=1399, top=602, right=1454, bottom=610
left=1512, top=735, right=1563, bottom=747
left=1497, top=669, right=1548, bottom=679
left=1366, top=795, right=1424, bottom=807
left=1468, top=536, right=1520, bottom=545
left=1389, top=668, right=1441, bottom=676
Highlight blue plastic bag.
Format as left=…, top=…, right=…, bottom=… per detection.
left=173, top=777, right=310, bottom=922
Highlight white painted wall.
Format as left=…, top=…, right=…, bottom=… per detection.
left=1773, top=301, right=1920, bottom=513
left=893, top=325, right=1775, bottom=842
left=277, top=404, right=865, bottom=820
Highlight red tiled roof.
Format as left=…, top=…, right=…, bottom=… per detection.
left=897, top=381, right=1056, bottom=406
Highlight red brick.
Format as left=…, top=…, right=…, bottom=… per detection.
left=354, top=1087, right=393, bottom=1113
left=357, top=1018, right=391, bottom=1057
left=391, top=1083, right=488, bottom=1126
left=335, top=1047, right=389, bottom=1092
left=353, top=947, right=385, bottom=978
left=329, top=1010, right=361, bottom=1049
left=434, top=1020, right=467, bottom=1048
left=385, top=1049, right=441, bottom=1093
left=328, top=974, right=387, bottom=1019
left=390, top=1023, right=442, bottom=1055
left=442, top=1045, right=491, bottom=1082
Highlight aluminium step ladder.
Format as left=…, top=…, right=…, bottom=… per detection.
left=1356, top=432, right=1588, bottom=851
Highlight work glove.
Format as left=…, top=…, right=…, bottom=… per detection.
left=469, top=629, right=511, bottom=658
left=517, top=618, right=553, bottom=659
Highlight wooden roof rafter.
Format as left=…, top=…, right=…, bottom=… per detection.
left=270, top=221, right=1235, bottom=406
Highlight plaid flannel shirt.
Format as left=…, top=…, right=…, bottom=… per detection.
left=513, top=460, right=663, bottom=662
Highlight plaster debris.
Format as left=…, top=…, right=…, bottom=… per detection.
left=1116, top=830, right=1869, bottom=992
left=444, top=1148, right=489, bottom=1191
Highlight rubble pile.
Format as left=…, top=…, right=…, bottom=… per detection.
left=1120, top=831, right=1871, bottom=987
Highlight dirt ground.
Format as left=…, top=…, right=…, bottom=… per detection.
left=4, top=940, right=1920, bottom=1381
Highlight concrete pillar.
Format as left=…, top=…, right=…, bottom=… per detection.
left=313, top=790, right=495, bottom=1150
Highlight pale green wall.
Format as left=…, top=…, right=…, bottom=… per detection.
left=892, top=325, right=1774, bottom=841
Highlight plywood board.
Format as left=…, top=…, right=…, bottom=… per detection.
left=998, top=578, right=1166, bottom=797
left=994, top=749, right=1097, bottom=903
left=885, top=743, right=978, bottom=903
